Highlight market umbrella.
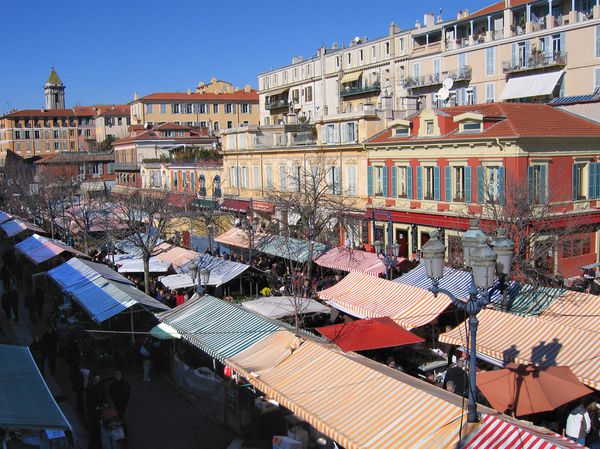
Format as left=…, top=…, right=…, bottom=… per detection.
left=316, top=317, right=424, bottom=352
left=476, top=363, right=593, bottom=417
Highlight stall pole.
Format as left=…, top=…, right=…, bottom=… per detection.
left=129, top=309, right=135, bottom=344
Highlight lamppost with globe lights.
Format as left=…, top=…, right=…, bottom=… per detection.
left=373, top=240, right=400, bottom=280
left=189, top=263, right=211, bottom=294
left=421, top=218, right=513, bottom=423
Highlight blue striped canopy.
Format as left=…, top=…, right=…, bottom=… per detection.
left=48, top=258, right=168, bottom=323
left=0, top=211, right=12, bottom=224
left=157, top=294, right=280, bottom=361
left=394, top=263, right=472, bottom=299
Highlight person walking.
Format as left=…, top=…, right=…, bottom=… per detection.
left=85, top=373, right=107, bottom=449
left=41, top=325, right=59, bottom=376
left=25, top=289, right=37, bottom=324
left=69, top=361, right=85, bottom=417
left=566, top=401, right=591, bottom=445
left=140, top=337, right=152, bottom=382
left=108, top=370, right=130, bottom=422
left=8, top=284, right=19, bottom=322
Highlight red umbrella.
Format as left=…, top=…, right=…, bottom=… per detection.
left=316, top=316, right=424, bottom=352
left=476, top=363, right=592, bottom=417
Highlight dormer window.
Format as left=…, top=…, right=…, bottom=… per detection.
left=394, top=127, right=410, bottom=137
left=425, top=120, right=434, bottom=135
left=462, top=121, right=482, bottom=132
left=453, top=112, right=483, bottom=134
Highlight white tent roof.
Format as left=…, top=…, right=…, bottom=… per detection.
left=116, top=256, right=171, bottom=273
left=241, top=296, right=330, bottom=319
left=499, top=70, right=564, bottom=101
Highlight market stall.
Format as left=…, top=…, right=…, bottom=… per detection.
left=241, top=296, right=329, bottom=320
left=15, top=233, right=87, bottom=264
left=315, top=247, right=405, bottom=276
left=0, top=218, right=46, bottom=237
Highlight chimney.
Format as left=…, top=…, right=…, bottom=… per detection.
left=424, top=12, right=435, bottom=28
left=244, top=85, right=251, bottom=92
left=389, top=21, right=400, bottom=36
left=505, top=0, right=511, bottom=7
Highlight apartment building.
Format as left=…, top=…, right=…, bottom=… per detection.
left=129, top=85, right=259, bottom=134
left=363, top=102, right=600, bottom=277
left=94, top=105, right=131, bottom=142
left=258, top=0, right=600, bottom=124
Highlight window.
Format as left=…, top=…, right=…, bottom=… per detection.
left=385, top=42, right=390, bottom=55
left=229, top=166, right=238, bottom=188
left=53, top=130, right=59, bottom=139
left=213, top=122, right=220, bottom=131
left=485, top=47, right=495, bottom=75
left=596, top=25, right=600, bottom=57
left=462, top=121, right=482, bottom=132
left=323, top=124, right=339, bottom=144
left=195, top=104, right=206, bottom=114
left=241, top=166, right=249, bottom=189
left=394, top=127, right=410, bottom=137
left=393, top=165, right=411, bottom=198
left=328, top=166, right=341, bottom=194
left=425, top=120, right=434, bottom=135
left=433, top=59, right=441, bottom=78
left=413, top=63, right=420, bottom=78
left=551, top=33, right=563, bottom=54
left=346, top=165, right=357, bottom=196
left=241, top=104, right=250, bottom=114
left=305, top=86, right=313, bottom=102
left=595, top=67, right=600, bottom=90
left=416, top=165, right=440, bottom=200
left=452, top=166, right=470, bottom=201
left=359, top=49, right=364, bottom=62
left=253, top=166, right=260, bottom=189
left=160, top=104, right=166, bottom=114
left=336, top=56, right=340, bottom=69
left=292, top=166, right=302, bottom=192
left=279, top=166, right=287, bottom=190
left=424, top=166, right=435, bottom=199
left=213, top=104, right=219, bottom=113
left=371, top=45, right=377, bottom=60
left=54, top=142, right=60, bottom=150
left=465, top=87, right=476, bottom=105
left=213, top=175, right=221, bottom=197
left=458, top=53, right=467, bottom=70
left=485, top=83, right=495, bottom=103
left=225, top=104, right=234, bottom=114
left=14, top=131, right=20, bottom=140
left=528, top=164, right=548, bottom=204
left=34, top=130, right=40, bottom=139
left=562, top=236, right=592, bottom=258
left=227, top=121, right=233, bottom=129
left=341, top=122, right=357, bottom=143
left=347, top=53, right=352, bottom=67
left=292, top=89, right=300, bottom=103
left=265, top=166, right=273, bottom=189
left=171, top=104, right=180, bottom=114
left=374, top=166, right=387, bottom=196
left=572, top=162, right=587, bottom=200
left=398, top=37, right=404, bottom=53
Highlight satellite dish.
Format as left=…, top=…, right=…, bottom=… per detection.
left=442, top=78, right=454, bottom=90
left=438, top=87, right=450, bottom=101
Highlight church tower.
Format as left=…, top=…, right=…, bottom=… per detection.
left=44, top=67, right=65, bottom=110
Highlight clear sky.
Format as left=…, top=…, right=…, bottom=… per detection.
left=1, top=0, right=494, bottom=112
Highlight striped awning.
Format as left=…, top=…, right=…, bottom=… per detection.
left=340, top=71, right=363, bottom=84
left=318, top=271, right=453, bottom=329
left=538, top=289, right=600, bottom=332
left=439, top=308, right=600, bottom=390
left=316, top=247, right=405, bottom=275
left=0, top=211, right=12, bottom=224
left=1, top=219, right=45, bottom=237
left=214, top=228, right=255, bottom=249
left=156, top=294, right=280, bottom=362
left=153, top=242, right=199, bottom=269
left=15, top=233, right=86, bottom=264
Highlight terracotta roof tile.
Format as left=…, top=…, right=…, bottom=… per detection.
left=465, top=0, right=530, bottom=21
left=136, top=89, right=258, bottom=103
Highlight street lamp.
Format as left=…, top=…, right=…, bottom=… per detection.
left=189, top=263, right=211, bottom=294
left=374, top=240, right=400, bottom=280
left=207, top=224, right=213, bottom=254
left=422, top=219, right=513, bottom=423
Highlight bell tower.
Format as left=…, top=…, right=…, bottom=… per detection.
left=44, top=67, right=65, bottom=110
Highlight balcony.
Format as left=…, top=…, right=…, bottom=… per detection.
left=402, top=66, right=472, bottom=89
left=339, top=82, right=381, bottom=98
left=113, top=162, right=141, bottom=171
left=265, top=99, right=289, bottom=110
left=502, top=52, right=567, bottom=74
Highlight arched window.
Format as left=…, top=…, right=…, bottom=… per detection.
left=213, top=175, right=221, bottom=198
left=198, top=174, right=207, bottom=197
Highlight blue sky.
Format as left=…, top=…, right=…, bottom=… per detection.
left=1, top=0, right=493, bottom=112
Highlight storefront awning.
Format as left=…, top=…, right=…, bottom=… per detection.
left=221, top=199, right=250, bottom=213
left=319, top=271, right=453, bottom=329
left=15, top=233, right=87, bottom=264
left=499, top=70, right=564, bottom=100
left=156, top=294, right=280, bottom=362
left=0, top=211, right=13, bottom=224
left=0, top=344, right=71, bottom=431
left=439, top=308, right=600, bottom=390
left=1, top=218, right=46, bottom=237
left=266, top=87, right=289, bottom=97
left=316, top=247, right=405, bottom=276
left=47, top=258, right=168, bottom=323
left=340, top=71, right=363, bottom=84
left=316, top=317, right=424, bottom=352
left=241, top=296, right=330, bottom=319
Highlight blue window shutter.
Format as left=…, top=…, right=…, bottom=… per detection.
left=511, top=43, right=517, bottom=66
left=540, top=165, right=548, bottom=203
left=573, top=164, right=579, bottom=200
left=543, top=36, right=550, bottom=55
left=191, top=172, right=195, bottom=191
left=382, top=166, right=389, bottom=197
left=528, top=166, right=535, bottom=203
left=434, top=166, right=441, bottom=201
left=498, top=167, right=505, bottom=205
left=525, top=41, right=531, bottom=60
left=391, top=166, right=397, bottom=198
left=367, top=166, right=373, bottom=196
left=559, top=32, right=565, bottom=54
left=465, top=166, right=472, bottom=203
left=407, top=166, right=413, bottom=199
left=471, top=86, right=477, bottom=105
left=596, top=162, right=600, bottom=199
left=596, top=25, right=600, bottom=58
left=416, top=166, right=423, bottom=200
left=444, top=166, right=452, bottom=201
left=477, top=166, right=485, bottom=204
left=589, top=163, right=597, bottom=199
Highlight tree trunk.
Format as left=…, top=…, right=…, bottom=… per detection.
left=143, top=254, right=151, bottom=295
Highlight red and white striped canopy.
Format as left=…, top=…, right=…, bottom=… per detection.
left=538, top=289, right=600, bottom=333
left=315, top=247, right=405, bottom=275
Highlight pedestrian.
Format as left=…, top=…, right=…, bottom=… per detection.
left=108, top=370, right=130, bottom=422
left=140, top=337, right=152, bottom=382
left=69, top=361, right=85, bottom=417
left=566, top=401, right=591, bottom=445
left=8, top=285, right=19, bottom=322
left=175, top=290, right=185, bottom=307
left=41, top=325, right=59, bottom=376
left=25, top=289, right=37, bottom=324
left=85, top=373, right=107, bottom=449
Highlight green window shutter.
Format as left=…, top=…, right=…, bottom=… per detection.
left=391, top=166, right=397, bottom=198
left=540, top=165, right=548, bottom=204
left=407, top=166, right=413, bottom=199
left=596, top=162, right=600, bottom=199
left=573, top=164, right=579, bottom=200
left=416, top=166, right=423, bottom=200
left=433, top=166, right=441, bottom=201
left=477, top=166, right=485, bottom=204
left=367, top=166, right=373, bottom=196
left=589, top=163, right=597, bottom=199
left=498, top=167, right=505, bottom=205
left=444, top=166, right=452, bottom=202
left=465, top=166, right=472, bottom=203
left=382, top=166, right=389, bottom=198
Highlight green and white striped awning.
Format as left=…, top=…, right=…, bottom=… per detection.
left=156, top=294, right=280, bottom=361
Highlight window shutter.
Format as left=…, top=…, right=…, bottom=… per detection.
left=498, top=167, right=505, bottom=205
left=589, top=163, right=597, bottom=199
left=433, top=166, right=441, bottom=201
left=465, top=166, right=472, bottom=203
left=391, top=166, right=397, bottom=198
left=543, top=36, right=550, bottom=55
left=98, top=163, right=104, bottom=175
left=596, top=163, right=600, bottom=199
left=540, top=165, right=548, bottom=203
left=511, top=43, right=517, bottom=66
left=367, top=166, right=374, bottom=196
left=595, top=68, right=600, bottom=90
left=444, top=166, right=452, bottom=201
left=573, top=164, right=580, bottom=200
left=471, top=86, right=477, bottom=105
left=596, top=25, right=600, bottom=58
left=477, top=166, right=485, bottom=203
left=191, top=172, right=195, bottom=191
left=528, top=166, right=535, bottom=203
left=333, top=125, right=340, bottom=144
left=407, top=166, right=413, bottom=199
left=382, top=166, right=389, bottom=197
left=416, top=166, right=423, bottom=200
left=525, top=41, right=531, bottom=61
left=559, top=32, right=565, bottom=54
